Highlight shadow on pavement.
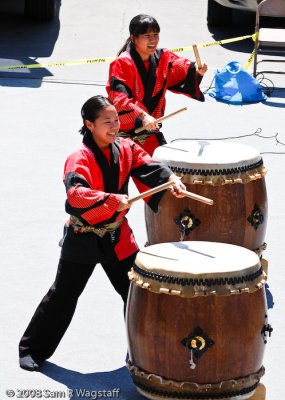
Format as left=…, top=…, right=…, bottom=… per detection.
left=208, top=11, right=285, bottom=54
left=40, top=362, right=268, bottom=399
left=41, top=362, right=145, bottom=400
left=0, top=0, right=61, bottom=87
left=262, top=85, right=285, bottom=108
left=207, top=9, right=256, bottom=54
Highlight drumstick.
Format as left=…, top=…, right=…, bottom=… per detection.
left=193, top=45, right=202, bottom=69
left=128, top=181, right=213, bottom=206
left=128, top=181, right=174, bottom=204
left=180, top=189, right=213, bottom=205
left=134, top=107, right=187, bottom=134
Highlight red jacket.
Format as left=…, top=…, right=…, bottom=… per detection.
left=106, top=45, right=204, bottom=155
left=60, top=132, right=172, bottom=264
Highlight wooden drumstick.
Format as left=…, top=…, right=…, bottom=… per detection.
left=180, top=189, right=213, bottom=205
left=128, top=181, right=213, bottom=206
left=128, top=181, right=174, bottom=204
left=193, top=45, right=202, bottom=69
left=134, top=107, right=187, bottom=134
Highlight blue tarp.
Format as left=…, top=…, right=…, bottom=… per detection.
left=209, top=61, right=267, bottom=105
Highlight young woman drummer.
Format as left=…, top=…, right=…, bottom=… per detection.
left=106, top=14, right=208, bottom=156
left=18, top=95, right=185, bottom=372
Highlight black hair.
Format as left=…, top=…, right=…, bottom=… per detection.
left=79, top=95, right=114, bottom=135
left=117, top=14, right=160, bottom=56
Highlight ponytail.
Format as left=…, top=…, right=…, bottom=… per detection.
left=117, top=37, right=131, bottom=57
left=79, top=125, right=89, bottom=135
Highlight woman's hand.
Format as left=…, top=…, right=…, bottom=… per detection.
left=196, top=62, right=208, bottom=76
left=169, top=174, right=186, bottom=198
left=117, top=195, right=132, bottom=211
left=139, top=112, right=159, bottom=131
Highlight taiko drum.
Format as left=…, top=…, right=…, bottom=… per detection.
left=145, top=141, right=268, bottom=255
left=126, top=241, right=270, bottom=400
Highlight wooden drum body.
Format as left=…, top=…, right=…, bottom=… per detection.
left=145, top=141, right=268, bottom=254
left=126, top=242, right=269, bottom=400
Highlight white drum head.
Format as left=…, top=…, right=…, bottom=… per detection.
left=153, top=140, right=262, bottom=171
left=130, top=242, right=266, bottom=296
left=135, top=241, right=259, bottom=277
left=152, top=141, right=266, bottom=185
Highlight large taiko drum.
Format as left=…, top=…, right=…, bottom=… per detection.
left=145, top=141, right=268, bottom=255
left=126, top=241, right=270, bottom=400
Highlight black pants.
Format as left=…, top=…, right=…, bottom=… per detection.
left=19, top=254, right=136, bottom=362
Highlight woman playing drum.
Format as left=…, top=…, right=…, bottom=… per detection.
left=106, top=14, right=208, bottom=156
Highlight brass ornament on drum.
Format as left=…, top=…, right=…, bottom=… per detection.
left=126, top=241, right=271, bottom=400
left=145, top=141, right=268, bottom=256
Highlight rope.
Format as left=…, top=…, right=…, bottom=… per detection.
left=171, top=128, right=285, bottom=155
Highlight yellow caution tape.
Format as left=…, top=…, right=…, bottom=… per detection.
left=0, top=33, right=258, bottom=71
left=0, top=56, right=115, bottom=70
left=245, top=49, right=255, bottom=70
left=198, top=33, right=256, bottom=48
left=244, top=34, right=258, bottom=70
left=170, top=33, right=256, bottom=53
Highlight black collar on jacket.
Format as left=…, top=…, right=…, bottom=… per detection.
left=129, top=42, right=165, bottom=114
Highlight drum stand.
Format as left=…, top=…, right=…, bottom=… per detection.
left=251, top=383, right=266, bottom=400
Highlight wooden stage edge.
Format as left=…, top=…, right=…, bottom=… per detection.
left=250, top=383, right=266, bottom=400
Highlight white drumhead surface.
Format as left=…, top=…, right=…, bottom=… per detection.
left=135, top=241, right=260, bottom=278
left=153, top=140, right=261, bottom=170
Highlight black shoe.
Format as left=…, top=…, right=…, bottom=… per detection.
left=125, top=351, right=129, bottom=363
left=19, top=355, right=41, bottom=371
